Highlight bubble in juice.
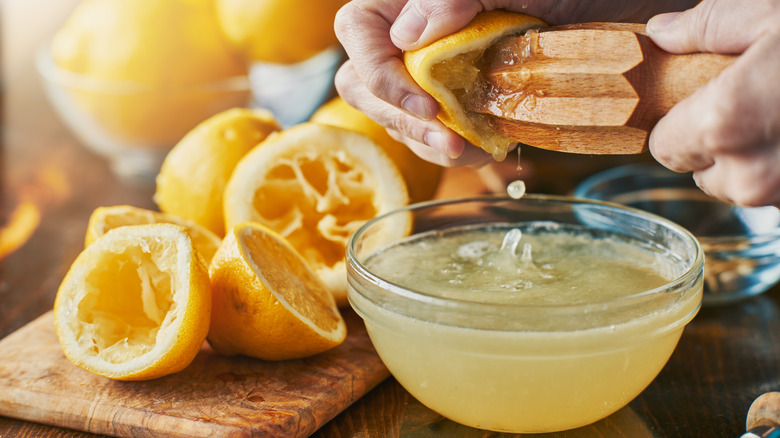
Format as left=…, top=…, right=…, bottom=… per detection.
left=365, top=223, right=675, bottom=305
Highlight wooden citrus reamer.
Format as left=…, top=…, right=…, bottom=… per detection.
left=468, top=23, right=737, bottom=154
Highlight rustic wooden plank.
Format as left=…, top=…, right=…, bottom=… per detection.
left=0, top=309, right=388, bottom=438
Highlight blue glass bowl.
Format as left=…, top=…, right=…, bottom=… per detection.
left=575, top=163, right=780, bottom=305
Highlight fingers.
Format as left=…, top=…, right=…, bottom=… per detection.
left=387, top=128, right=495, bottom=167
left=389, top=0, right=483, bottom=51
left=650, top=26, right=780, bottom=207
left=690, top=152, right=780, bottom=208
left=647, top=0, right=780, bottom=206
left=335, top=60, right=466, bottom=158
left=646, top=0, right=774, bottom=54
left=335, top=0, right=439, bottom=121
left=336, top=60, right=492, bottom=167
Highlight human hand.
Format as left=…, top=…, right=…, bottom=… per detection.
left=334, top=0, right=696, bottom=167
left=647, top=0, right=780, bottom=207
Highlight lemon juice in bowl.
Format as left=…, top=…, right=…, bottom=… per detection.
left=347, top=195, right=703, bottom=433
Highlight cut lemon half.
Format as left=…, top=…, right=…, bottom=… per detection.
left=404, top=11, right=545, bottom=160
left=84, top=205, right=222, bottom=264
left=54, top=224, right=211, bottom=381
left=208, top=222, right=346, bottom=360
left=154, top=107, right=280, bottom=236
left=223, top=122, right=410, bottom=305
left=311, top=97, right=443, bottom=203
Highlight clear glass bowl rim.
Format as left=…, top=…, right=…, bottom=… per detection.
left=347, top=194, right=705, bottom=319
left=574, top=163, right=780, bottom=245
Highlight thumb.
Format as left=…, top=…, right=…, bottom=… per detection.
left=389, top=0, right=482, bottom=51
left=646, top=0, right=755, bottom=54
left=389, top=0, right=559, bottom=51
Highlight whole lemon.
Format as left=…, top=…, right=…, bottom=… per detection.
left=216, top=0, right=348, bottom=64
left=51, top=0, right=250, bottom=147
left=154, top=107, right=281, bottom=237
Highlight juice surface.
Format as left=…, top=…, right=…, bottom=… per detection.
left=366, top=223, right=675, bottom=306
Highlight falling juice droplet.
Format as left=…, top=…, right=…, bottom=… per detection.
left=516, top=146, right=523, bottom=172
left=507, top=180, right=526, bottom=199
left=499, top=228, right=523, bottom=258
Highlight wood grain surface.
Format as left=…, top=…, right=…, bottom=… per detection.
left=0, top=310, right=388, bottom=438
left=474, top=23, right=736, bottom=154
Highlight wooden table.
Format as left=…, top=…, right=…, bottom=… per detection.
left=2, top=2, right=779, bottom=437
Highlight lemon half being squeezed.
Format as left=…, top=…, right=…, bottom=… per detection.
left=404, top=11, right=546, bottom=160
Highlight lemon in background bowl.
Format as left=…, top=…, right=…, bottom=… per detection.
left=215, top=0, right=348, bottom=65
left=40, top=0, right=250, bottom=180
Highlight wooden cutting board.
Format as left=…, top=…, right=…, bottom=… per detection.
left=0, top=309, right=389, bottom=437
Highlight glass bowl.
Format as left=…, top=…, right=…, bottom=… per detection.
left=575, top=163, right=780, bottom=306
left=347, top=195, right=703, bottom=433
left=36, top=45, right=252, bottom=182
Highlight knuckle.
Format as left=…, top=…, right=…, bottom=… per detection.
left=386, top=110, right=419, bottom=137
left=698, top=92, right=741, bottom=153
left=691, top=1, right=719, bottom=51
left=363, top=65, right=403, bottom=104
left=414, top=0, right=467, bottom=20
left=333, top=1, right=379, bottom=48
left=409, top=0, right=451, bottom=17
left=387, top=110, right=437, bottom=147
left=333, top=63, right=356, bottom=96
left=333, top=3, right=357, bottom=40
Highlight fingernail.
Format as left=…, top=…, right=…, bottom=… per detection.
left=647, top=12, right=681, bottom=34
left=391, top=7, right=427, bottom=45
left=401, top=94, right=434, bottom=120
